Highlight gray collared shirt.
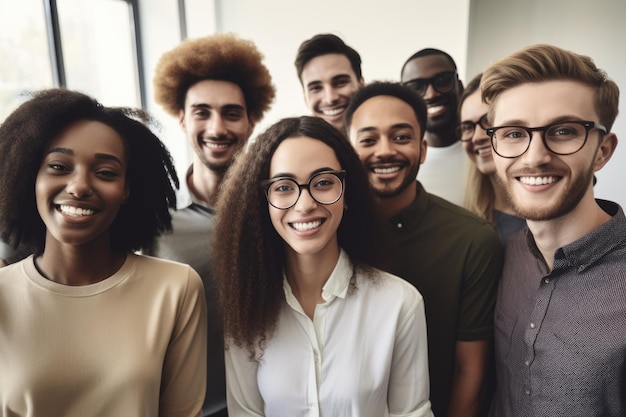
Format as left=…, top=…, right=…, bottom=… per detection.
left=490, top=200, right=626, bottom=417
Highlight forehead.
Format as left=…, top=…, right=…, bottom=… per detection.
left=402, top=54, right=455, bottom=81
left=270, top=136, right=341, bottom=176
left=184, top=79, right=247, bottom=109
left=301, top=53, right=357, bottom=84
left=492, top=80, right=598, bottom=125
left=48, top=120, right=126, bottom=159
left=351, top=95, right=421, bottom=132
left=460, top=90, right=489, bottom=121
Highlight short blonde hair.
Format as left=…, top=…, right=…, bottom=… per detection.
left=481, top=44, right=619, bottom=130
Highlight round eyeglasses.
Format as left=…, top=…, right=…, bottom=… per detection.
left=261, top=170, right=346, bottom=210
left=403, top=71, right=458, bottom=96
left=456, top=113, right=490, bottom=142
left=486, top=120, right=607, bottom=158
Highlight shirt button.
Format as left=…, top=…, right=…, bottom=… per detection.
left=525, top=389, right=531, bottom=396
left=525, top=359, right=531, bottom=366
left=397, top=222, right=403, bottom=229
left=544, top=278, right=550, bottom=284
left=529, top=323, right=535, bottom=329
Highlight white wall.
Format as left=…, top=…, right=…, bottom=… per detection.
left=467, top=0, right=626, bottom=207
left=139, top=0, right=625, bottom=207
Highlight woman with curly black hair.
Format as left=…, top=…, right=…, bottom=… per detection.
left=0, top=88, right=206, bottom=416
left=212, top=116, right=432, bottom=416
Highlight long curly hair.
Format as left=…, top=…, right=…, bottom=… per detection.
left=153, top=33, right=275, bottom=124
left=211, top=116, right=386, bottom=355
left=0, top=88, right=178, bottom=255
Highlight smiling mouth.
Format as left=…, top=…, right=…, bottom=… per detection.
left=321, top=106, right=346, bottom=117
left=290, top=219, right=324, bottom=231
left=373, top=166, right=402, bottom=174
left=475, top=147, right=492, bottom=156
left=518, top=176, right=560, bottom=185
left=58, top=204, right=96, bottom=217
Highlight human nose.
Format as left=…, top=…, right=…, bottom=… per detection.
left=423, top=82, right=438, bottom=100
left=207, top=115, right=227, bottom=137
left=293, top=187, right=317, bottom=212
left=65, top=170, right=93, bottom=198
left=521, top=131, right=552, bottom=166
left=374, top=137, right=397, bottom=158
left=471, top=124, right=490, bottom=145
left=323, top=86, right=339, bottom=104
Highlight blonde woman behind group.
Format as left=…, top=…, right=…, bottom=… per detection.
left=458, top=73, right=526, bottom=242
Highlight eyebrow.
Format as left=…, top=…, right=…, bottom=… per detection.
left=356, top=123, right=415, bottom=134
left=270, top=166, right=338, bottom=180
left=190, top=103, right=246, bottom=112
left=305, top=73, right=353, bottom=90
left=45, top=147, right=124, bottom=165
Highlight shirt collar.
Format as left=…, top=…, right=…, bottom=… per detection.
left=176, top=165, right=214, bottom=212
left=388, top=181, right=428, bottom=231
left=526, top=200, right=626, bottom=273
left=283, top=249, right=353, bottom=311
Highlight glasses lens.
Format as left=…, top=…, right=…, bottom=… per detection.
left=456, top=122, right=475, bottom=141
left=432, top=72, right=455, bottom=93
left=545, top=122, right=588, bottom=154
left=404, top=80, right=428, bottom=95
left=492, top=127, right=531, bottom=158
left=266, top=178, right=299, bottom=209
left=309, top=172, right=343, bottom=204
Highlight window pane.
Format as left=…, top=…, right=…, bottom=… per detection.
left=0, top=0, right=54, bottom=122
left=58, top=0, right=139, bottom=107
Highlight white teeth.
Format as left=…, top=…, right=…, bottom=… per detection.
left=476, top=148, right=492, bottom=155
left=373, top=166, right=401, bottom=174
left=519, top=176, right=558, bottom=185
left=291, top=220, right=322, bottom=231
left=322, top=107, right=345, bottom=116
left=204, top=142, right=230, bottom=149
left=59, top=205, right=95, bottom=217
left=427, top=105, right=444, bottom=115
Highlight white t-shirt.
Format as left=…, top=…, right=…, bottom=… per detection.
left=225, top=250, right=433, bottom=417
left=418, top=141, right=467, bottom=206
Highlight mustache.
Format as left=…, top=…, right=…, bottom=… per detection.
left=201, top=134, right=235, bottom=143
left=369, top=157, right=409, bottom=167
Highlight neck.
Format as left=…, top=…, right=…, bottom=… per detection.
left=188, top=160, right=223, bottom=208
left=424, top=128, right=458, bottom=148
left=284, top=244, right=340, bottom=319
left=37, top=236, right=126, bottom=286
left=527, top=194, right=610, bottom=272
left=377, top=181, right=417, bottom=223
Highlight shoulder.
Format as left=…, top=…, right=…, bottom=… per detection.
left=426, top=193, right=500, bottom=242
left=363, top=267, right=424, bottom=307
left=131, top=254, right=204, bottom=290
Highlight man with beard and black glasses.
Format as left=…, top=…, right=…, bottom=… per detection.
left=149, top=33, right=275, bottom=417
left=345, top=81, right=503, bottom=417
left=401, top=48, right=467, bottom=206
left=483, top=44, right=625, bottom=417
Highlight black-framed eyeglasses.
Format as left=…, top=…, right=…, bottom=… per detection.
left=261, top=170, right=346, bottom=210
left=456, top=113, right=490, bottom=142
left=486, top=120, right=607, bottom=158
left=402, top=71, right=458, bottom=96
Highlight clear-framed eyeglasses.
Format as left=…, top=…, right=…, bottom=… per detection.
left=402, top=71, right=458, bottom=96
left=261, top=170, right=346, bottom=210
left=456, top=113, right=490, bottom=142
left=486, top=120, right=607, bottom=158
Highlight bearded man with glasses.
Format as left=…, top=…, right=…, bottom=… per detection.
left=401, top=48, right=467, bottom=206
left=482, top=44, right=625, bottom=417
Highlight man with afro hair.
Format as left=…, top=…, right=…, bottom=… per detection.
left=149, top=33, right=275, bottom=417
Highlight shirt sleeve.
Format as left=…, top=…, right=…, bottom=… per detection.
left=225, top=343, right=265, bottom=416
left=388, top=284, right=434, bottom=417
left=457, top=225, right=504, bottom=341
left=159, top=267, right=207, bottom=417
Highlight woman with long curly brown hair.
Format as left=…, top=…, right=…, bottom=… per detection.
left=212, top=116, right=432, bottom=416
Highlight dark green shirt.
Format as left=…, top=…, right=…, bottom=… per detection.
left=387, top=181, right=503, bottom=417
